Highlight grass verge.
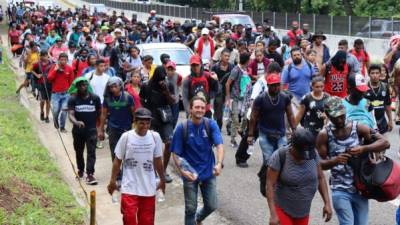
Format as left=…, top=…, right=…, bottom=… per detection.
left=0, top=56, right=85, bottom=224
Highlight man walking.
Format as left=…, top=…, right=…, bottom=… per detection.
left=108, top=108, right=166, bottom=225
left=316, top=97, right=389, bottom=225
left=225, top=52, right=251, bottom=147
left=47, top=53, right=74, bottom=132
left=281, top=47, right=315, bottom=112
left=171, top=96, right=224, bottom=225
left=67, top=77, right=101, bottom=184
left=99, top=77, right=135, bottom=184
left=248, top=73, right=296, bottom=165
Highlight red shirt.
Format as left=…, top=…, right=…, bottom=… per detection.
left=350, top=49, right=370, bottom=76
left=287, top=29, right=303, bottom=47
left=124, top=84, right=142, bottom=110
left=8, top=30, right=21, bottom=44
left=324, top=64, right=350, bottom=98
left=71, top=59, right=89, bottom=78
left=47, top=64, right=74, bottom=93
left=32, top=61, right=54, bottom=84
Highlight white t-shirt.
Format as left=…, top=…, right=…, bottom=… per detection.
left=115, top=130, right=163, bottom=197
left=257, top=62, right=265, bottom=76
left=251, top=76, right=268, bottom=100
left=195, top=39, right=212, bottom=62
left=85, top=72, right=110, bottom=103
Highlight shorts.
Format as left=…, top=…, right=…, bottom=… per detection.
left=26, top=72, right=33, bottom=80
left=39, top=83, right=52, bottom=101
left=151, top=122, right=173, bottom=142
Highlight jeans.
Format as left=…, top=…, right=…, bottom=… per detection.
left=121, top=194, right=155, bottom=225
left=258, top=131, right=287, bottom=165
left=72, top=128, right=97, bottom=174
left=183, top=177, right=218, bottom=225
left=332, top=190, right=369, bottom=225
left=171, top=102, right=180, bottom=129
left=51, top=92, right=69, bottom=129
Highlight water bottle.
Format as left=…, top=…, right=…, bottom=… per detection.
left=223, top=107, right=230, bottom=121
left=178, top=157, right=198, bottom=180
left=111, top=191, right=120, bottom=204
left=157, top=189, right=165, bottom=202
left=247, top=141, right=255, bottom=155
left=396, top=206, right=400, bottom=225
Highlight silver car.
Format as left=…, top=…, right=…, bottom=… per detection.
left=356, top=19, right=400, bottom=39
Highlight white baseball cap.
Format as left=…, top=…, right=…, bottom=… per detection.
left=201, top=28, right=209, bottom=35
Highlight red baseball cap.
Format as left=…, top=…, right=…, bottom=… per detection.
left=166, top=61, right=176, bottom=69
left=190, top=55, right=202, bottom=65
left=104, top=36, right=114, bottom=44
left=267, top=73, right=281, bottom=85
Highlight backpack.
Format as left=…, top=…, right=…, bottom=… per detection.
left=327, top=124, right=400, bottom=202
left=188, top=73, right=210, bottom=102
left=181, top=118, right=212, bottom=144
left=258, top=147, right=287, bottom=198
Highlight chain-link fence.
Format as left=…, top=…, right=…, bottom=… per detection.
left=83, top=0, right=400, bottom=39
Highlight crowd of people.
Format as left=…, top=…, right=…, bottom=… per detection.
left=7, top=1, right=400, bottom=225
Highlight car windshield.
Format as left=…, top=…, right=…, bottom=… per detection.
left=221, top=16, right=254, bottom=27
left=142, top=48, right=192, bottom=65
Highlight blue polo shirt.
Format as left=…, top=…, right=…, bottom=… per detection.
left=281, top=60, right=314, bottom=101
left=171, top=119, right=223, bottom=181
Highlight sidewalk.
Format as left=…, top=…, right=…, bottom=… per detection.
left=3, top=1, right=231, bottom=224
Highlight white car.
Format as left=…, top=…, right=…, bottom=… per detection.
left=37, top=1, right=56, bottom=9
left=137, top=43, right=194, bottom=78
left=88, top=3, right=107, bottom=15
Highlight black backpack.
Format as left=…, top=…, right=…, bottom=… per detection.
left=258, top=147, right=287, bottom=198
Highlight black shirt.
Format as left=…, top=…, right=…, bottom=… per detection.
left=265, top=51, right=284, bottom=68
left=300, top=93, right=329, bottom=135
left=140, top=82, right=175, bottom=124
left=68, top=93, right=101, bottom=131
left=253, top=92, right=291, bottom=135
left=211, top=62, right=235, bottom=81
left=365, top=82, right=390, bottom=121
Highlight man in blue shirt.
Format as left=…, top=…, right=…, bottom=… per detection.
left=281, top=47, right=315, bottom=108
left=98, top=77, right=135, bottom=184
left=171, top=96, right=224, bottom=225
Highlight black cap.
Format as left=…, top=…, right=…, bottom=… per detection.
left=135, top=108, right=152, bottom=119
left=291, top=128, right=316, bottom=160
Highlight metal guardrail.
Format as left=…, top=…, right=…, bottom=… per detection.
left=83, top=0, right=400, bottom=39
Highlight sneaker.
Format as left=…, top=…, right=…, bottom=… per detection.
left=86, top=174, right=98, bottom=185
left=76, top=171, right=84, bottom=179
left=40, top=113, right=45, bottom=121
left=60, top=128, right=67, bottom=133
left=165, top=174, right=173, bottom=183
left=230, top=140, right=238, bottom=148
left=44, top=117, right=50, bottom=123
left=96, top=141, right=104, bottom=149
left=236, top=162, right=249, bottom=168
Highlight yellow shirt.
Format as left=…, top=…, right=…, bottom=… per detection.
left=25, top=51, right=39, bottom=73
